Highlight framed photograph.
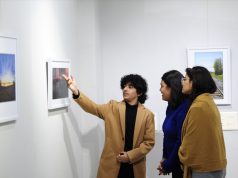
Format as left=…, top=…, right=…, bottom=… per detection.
left=187, top=48, right=231, bottom=105
left=47, top=60, right=70, bottom=110
left=0, top=35, right=18, bottom=123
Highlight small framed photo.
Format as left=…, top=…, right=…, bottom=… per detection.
left=187, top=48, right=231, bottom=105
left=47, top=60, right=70, bottom=110
left=0, top=35, right=18, bottom=123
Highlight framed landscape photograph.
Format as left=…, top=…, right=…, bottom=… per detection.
left=187, top=48, right=231, bottom=105
left=47, top=60, right=70, bottom=110
left=0, top=35, right=18, bottom=123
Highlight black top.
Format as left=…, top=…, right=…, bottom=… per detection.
left=118, top=102, right=138, bottom=178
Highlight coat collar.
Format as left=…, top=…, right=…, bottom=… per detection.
left=119, top=101, right=146, bottom=147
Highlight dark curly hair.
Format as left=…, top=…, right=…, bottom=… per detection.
left=120, top=74, right=148, bottom=104
left=162, top=70, right=187, bottom=109
left=186, top=66, right=217, bottom=102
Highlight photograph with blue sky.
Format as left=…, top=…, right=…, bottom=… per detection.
left=0, top=53, right=16, bottom=102
left=194, top=51, right=223, bottom=99
left=195, top=51, right=223, bottom=72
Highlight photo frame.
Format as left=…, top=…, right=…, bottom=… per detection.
left=187, top=48, right=231, bottom=105
left=47, top=60, right=70, bottom=110
left=0, top=35, right=18, bottom=123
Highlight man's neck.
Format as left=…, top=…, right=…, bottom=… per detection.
left=126, top=100, right=138, bottom=106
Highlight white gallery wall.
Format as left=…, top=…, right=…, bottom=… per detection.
left=0, top=0, right=238, bottom=178
left=98, top=0, right=238, bottom=178
left=0, top=0, right=101, bottom=178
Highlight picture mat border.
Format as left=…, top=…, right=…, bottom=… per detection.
left=47, top=60, right=71, bottom=110
left=187, top=47, right=231, bottom=105
left=0, top=35, right=18, bottom=123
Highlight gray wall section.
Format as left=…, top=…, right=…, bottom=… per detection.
left=0, top=0, right=100, bottom=178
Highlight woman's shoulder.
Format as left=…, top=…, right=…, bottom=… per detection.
left=192, top=93, right=214, bottom=107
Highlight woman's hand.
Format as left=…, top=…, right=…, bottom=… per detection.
left=157, top=159, right=169, bottom=175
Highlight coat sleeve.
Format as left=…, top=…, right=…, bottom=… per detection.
left=163, top=109, right=187, bottom=172
left=74, top=91, right=111, bottom=119
left=127, top=112, right=155, bottom=163
left=178, top=106, right=205, bottom=166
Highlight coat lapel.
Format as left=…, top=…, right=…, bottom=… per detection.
left=133, top=103, right=145, bottom=147
left=119, top=102, right=126, bottom=139
left=119, top=102, right=146, bottom=147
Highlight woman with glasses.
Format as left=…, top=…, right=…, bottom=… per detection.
left=158, top=70, right=189, bottom=178
left=179, top=66, right=227, bottom=178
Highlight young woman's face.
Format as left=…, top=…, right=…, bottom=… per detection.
left=181, top=74, right=193, bottom=94
left=160, top=80, right=171, bottom=101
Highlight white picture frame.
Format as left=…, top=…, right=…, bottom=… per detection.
left=47, top=60, right=70, bottom=110
left=0, top=35, right=18, bottom=123
left=187, top=48, right=231, bottom=105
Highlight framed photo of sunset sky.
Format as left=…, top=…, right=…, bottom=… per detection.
left=0, top=35, right=18, bottom=123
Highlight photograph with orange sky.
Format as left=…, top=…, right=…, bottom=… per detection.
left=0, top=53, right=16, bottom=102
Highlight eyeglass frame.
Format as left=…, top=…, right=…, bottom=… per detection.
left=181, top=77, right=190, bottom=83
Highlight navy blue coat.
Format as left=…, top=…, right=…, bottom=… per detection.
left=162, top=99, right=189, bottom=173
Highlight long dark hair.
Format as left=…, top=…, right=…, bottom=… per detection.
left=162, top=70, right=187, bottom=109
left=120, top=74, right=148, bottom=104
left=186, top=66, right=217, bottom=102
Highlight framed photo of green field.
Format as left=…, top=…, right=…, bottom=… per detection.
left=0, top=35, right=18, bottom=123
left=187, top=48, right=231, bottom=105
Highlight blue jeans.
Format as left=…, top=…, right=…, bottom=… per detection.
left=192, top=169, right=226, bottom=178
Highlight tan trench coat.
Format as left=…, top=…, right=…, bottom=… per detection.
left=179, top=93, right=227, bottom=178
left=74, top=92, right=155, bottom=178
